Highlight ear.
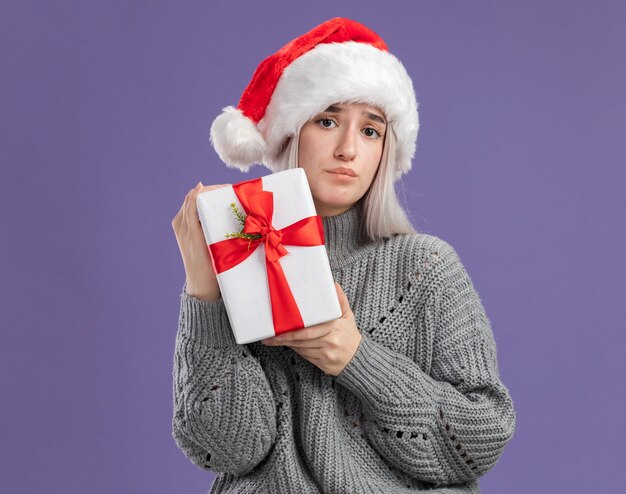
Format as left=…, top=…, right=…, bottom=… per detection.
left=335, top=282, right=351, bottom=317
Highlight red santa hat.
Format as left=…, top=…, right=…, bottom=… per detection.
left=209, top=17, right=419, bottom=180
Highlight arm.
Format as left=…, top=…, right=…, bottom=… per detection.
left=171, top=282, right=278, bottom=475
left=335, top=242, right=516, bottom=486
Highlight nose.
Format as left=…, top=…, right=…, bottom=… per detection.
left=334, top=125, right=357, bottom=161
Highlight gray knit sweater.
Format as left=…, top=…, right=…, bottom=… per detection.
left=171, top=201, right=516, bottom=493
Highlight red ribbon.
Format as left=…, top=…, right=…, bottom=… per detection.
left=208, top=177, right=325, bottom=335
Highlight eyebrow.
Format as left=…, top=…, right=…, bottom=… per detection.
left=324, top=105, right=387, bottom=125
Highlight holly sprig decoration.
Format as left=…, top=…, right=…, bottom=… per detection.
left=225, top=203, right=262, bottom=248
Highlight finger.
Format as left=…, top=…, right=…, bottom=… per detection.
left=183, top=182, right=203, bottom=226
left=172, top=201, right=184, bottom=227
left=199, top=183, right=231, bottom=193
left=181, top=184, right=198, bottom=224
left=335, top=282, right=351, bottom=317
left=281, top=340, right=325, bottom=349
left=268, top=326, right=332, bottom=344
left=183, top=182, right=229, bottom=228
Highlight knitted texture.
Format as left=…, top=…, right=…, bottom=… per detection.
left=171, top=201, right=516, bottom=493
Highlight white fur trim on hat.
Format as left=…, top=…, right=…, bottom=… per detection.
left=257, top=41, right=419, bottom=175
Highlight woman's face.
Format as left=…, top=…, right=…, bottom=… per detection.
left=298, top=102, right=387, bottom=217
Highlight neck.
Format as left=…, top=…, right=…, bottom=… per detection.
left=321, top=201, right=375, bottom=268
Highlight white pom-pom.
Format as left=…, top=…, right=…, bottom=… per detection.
left=209, top=106, right=266, bottom=172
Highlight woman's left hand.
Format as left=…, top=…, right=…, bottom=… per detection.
left=261, top=282, right=362, bottom=377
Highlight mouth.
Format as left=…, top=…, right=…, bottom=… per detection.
left=326, top=171, right=357, bottom=181
left=327, top=167, right=357, bottom=178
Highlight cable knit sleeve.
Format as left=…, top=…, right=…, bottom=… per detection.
left=334, top=242, right=516, bottom=486
left=171, top=282, right=277, bottom=475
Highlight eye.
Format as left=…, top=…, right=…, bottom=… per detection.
left=363, top=127, right=382, bottom=139
left=316, top=118, right=337, bottom=129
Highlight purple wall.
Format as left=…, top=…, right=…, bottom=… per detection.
left=2, top=1, right=624, bottom=492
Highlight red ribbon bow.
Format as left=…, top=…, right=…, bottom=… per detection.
left=208, top=178, right=325, bottom=335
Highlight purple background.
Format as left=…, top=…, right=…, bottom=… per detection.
left=2, top=1, right=624, bottom=492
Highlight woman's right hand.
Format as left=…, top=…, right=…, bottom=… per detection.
left=172, top=181, right=231, bottom=302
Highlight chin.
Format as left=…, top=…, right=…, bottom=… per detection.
left=315, top=197, right=356, bottom=214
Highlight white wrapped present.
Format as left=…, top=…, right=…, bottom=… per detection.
left=196, top=167, right=341, bottom=344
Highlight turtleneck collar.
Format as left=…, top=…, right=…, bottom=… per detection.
left=321, top=200, right=376, bottom=269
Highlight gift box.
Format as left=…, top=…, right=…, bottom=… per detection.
left=196, top=167, right=342, bottom=345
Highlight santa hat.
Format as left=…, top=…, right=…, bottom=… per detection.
left=209, top=17, right=419, bottom=180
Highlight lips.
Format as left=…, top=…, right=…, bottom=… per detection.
left=328, top=167, right=356, bottom=177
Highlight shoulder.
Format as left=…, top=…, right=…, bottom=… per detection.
left=378, top=232, right=468, bottom=294
left=380, top=231, right=461, bottom=270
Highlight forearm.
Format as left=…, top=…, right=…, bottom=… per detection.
left=336, top=331, right=515, bottom=485
left=172, top=285, right=277, bottom=474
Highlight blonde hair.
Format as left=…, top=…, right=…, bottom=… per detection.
left=271, top=124, right=417, bottom=241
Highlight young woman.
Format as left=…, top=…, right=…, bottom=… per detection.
left=171, top=18, right=516, bottom=494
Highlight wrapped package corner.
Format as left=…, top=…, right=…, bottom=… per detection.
left=196, top=168, right=342, bottom=345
